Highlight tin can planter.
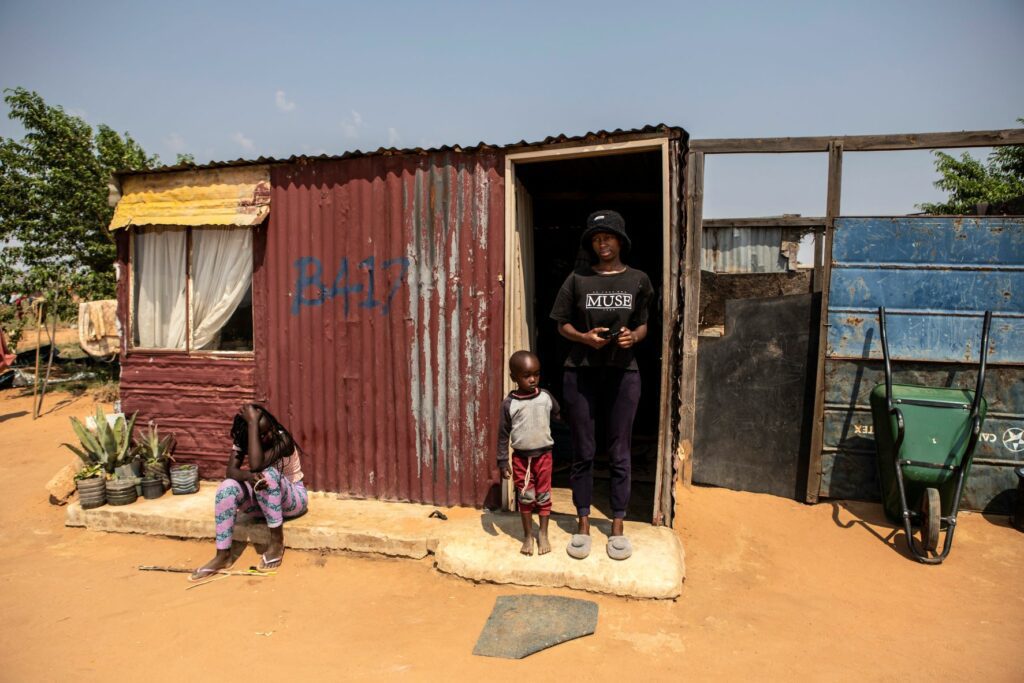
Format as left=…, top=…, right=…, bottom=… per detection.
left=141, top=476, right=164, bottom=500
left=76, top=476, right=107, bottom=509
left=106, top=478, right=138, bottom=506
left=115, top=461, right=143, bottom=496
left=143, top=461, right=170, bottom=491
left=170, top=464, right=199, bottom=495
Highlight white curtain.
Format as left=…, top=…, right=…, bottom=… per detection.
left=190, top=228, right=253, bottom=350
left=134, top=228, right=187, bottom=349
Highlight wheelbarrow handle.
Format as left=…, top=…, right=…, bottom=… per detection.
left=970, top=311, right=992, bottom=418
left=878, top=306, right=894, bottom=412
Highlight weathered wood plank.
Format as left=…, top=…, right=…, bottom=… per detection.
left=690, top=128, right=1024, bottom=154
left=679, top=151, right=704, bottom=487
left=702, top=216, right=826, bottom=228
left=806, top=141, right=843, bottom=503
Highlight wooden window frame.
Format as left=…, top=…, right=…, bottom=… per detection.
left=127, top=225, right=255, bottom=357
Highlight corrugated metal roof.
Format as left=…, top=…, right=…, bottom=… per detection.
left=117, top=124, right=686, bottom=177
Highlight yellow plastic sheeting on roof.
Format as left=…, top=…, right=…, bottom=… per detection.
left=109, top=166, right=271, bottom=230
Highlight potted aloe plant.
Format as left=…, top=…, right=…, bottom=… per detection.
left=62, top=407, right=138, bottom=506
left=135, top=421, right=175, bottom=496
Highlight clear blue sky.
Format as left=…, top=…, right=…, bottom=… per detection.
left=1, top=0, right=1022, bottom=218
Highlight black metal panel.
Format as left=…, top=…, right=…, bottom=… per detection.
left=693, top=293, right=820, bottom=498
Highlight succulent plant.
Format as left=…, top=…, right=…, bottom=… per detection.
left=61, top=407, right=137, bottom=476
left=134, top=421, right=175, bottom=466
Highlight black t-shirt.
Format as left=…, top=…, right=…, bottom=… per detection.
left=549, top=266, right=654, bottom=369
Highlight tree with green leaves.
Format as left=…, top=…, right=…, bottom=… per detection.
left=0, top=87, right=160, bottom=318
left=919, top=118, right=1024, bottom=215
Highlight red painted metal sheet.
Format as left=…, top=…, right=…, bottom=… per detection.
left=264, top=151, right=505, bottom=506
left=120, top=355, right=257, bottom=478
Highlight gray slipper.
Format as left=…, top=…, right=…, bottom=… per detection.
left=607, top=535, right=632, bottom=560
left=566, top=534, right=591, bottom=559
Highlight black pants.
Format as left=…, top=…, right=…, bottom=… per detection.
left=563, top=368, right=641, bottom=519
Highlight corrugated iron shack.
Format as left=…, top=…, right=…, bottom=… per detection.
left=111, top=127, right=687, bottom=517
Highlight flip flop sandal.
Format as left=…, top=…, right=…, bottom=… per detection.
left=566, top=534, right=592, bottom=559
left=189, top=567, right=222, bottom=582
left=606, top=535, right=633, bottom=561
left=258, top=553, right=283, bottom=571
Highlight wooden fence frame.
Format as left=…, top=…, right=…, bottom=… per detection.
left=679, top=128, right=1024, bottom=504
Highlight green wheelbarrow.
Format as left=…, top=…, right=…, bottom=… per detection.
left=870, top=307, right=992, bottom=564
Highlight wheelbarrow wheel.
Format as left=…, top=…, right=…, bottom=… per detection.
left=919, top=488, right=941, bottom=552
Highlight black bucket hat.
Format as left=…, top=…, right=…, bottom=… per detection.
left=581, top=210, right=631, bottom=255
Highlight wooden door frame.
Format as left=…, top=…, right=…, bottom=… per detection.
left=503, top=136, right=677, bottom=523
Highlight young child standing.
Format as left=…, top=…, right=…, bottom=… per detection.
left=497, top=350, right=560, bottom=556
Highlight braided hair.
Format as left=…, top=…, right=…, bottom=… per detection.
left=230, top=404, right=301, bottom=473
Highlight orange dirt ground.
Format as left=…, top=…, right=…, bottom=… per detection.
left=1, top=389, right=1021, bottom=681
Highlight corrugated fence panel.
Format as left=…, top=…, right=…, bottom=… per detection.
left=265, top=152, right=505, bottom=507
left=701, top=226, right=787, bottom=273
left=818, top=216, right=1024, bottom=512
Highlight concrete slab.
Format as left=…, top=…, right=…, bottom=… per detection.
left=433, top=513, right=685, bottom=599
left=65, top=484, right=685, bottom=599
left=66, top=483, right=446, bottom=559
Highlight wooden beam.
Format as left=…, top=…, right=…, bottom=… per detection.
left=678, top=151, right=704, bottom=488
left=530, top=191, right=661, bottom=202
left=505, top=137, right=667, bottom=163
left=689, top=128, right=1024, bottom=154
left=805, top=141, right=843, bottom=504
left=703, top=216, right=826, bottom=229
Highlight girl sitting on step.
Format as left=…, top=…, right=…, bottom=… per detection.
left=191, top=403, right=308, bottom=580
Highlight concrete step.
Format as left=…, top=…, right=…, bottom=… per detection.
left=66, top=483, right=444, bottom=559
left=434, top=513, right=685, bottom=600
left=65, top=482, right=685, bottom=599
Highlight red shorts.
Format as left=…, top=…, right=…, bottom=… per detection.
left=511, top=452, right=552, bottom=516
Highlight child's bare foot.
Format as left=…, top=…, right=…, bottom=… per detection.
left=537, top=533, right=551, bottom=555
left=537, top=516, right=551, bottom=555
left=192, top=550, right=232, bottom=580
left=520, top=536, right=534, bottom=556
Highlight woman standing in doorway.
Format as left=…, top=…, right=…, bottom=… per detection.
left=550, top=210, right=653, bottom=561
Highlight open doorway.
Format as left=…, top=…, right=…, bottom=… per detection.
left=505, top=143, right=668, bottom=523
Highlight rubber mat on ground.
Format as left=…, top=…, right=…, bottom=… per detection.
left=472, top=594, right=598, bottom=659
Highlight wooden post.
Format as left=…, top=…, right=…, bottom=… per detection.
left=678, top=150, right=705, bottom=487
left=654, top=137, right=680, bottom=526
left=37, top=313, right=58, bottom=417
left=805, top=141, right=843, bottom=503
left=31, top=300, right=44, bottom=419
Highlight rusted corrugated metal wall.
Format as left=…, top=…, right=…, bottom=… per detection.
left=262, top=151, right=505, bottom=506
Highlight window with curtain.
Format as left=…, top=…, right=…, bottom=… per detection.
left=132, top=227, right=254, bottom=352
